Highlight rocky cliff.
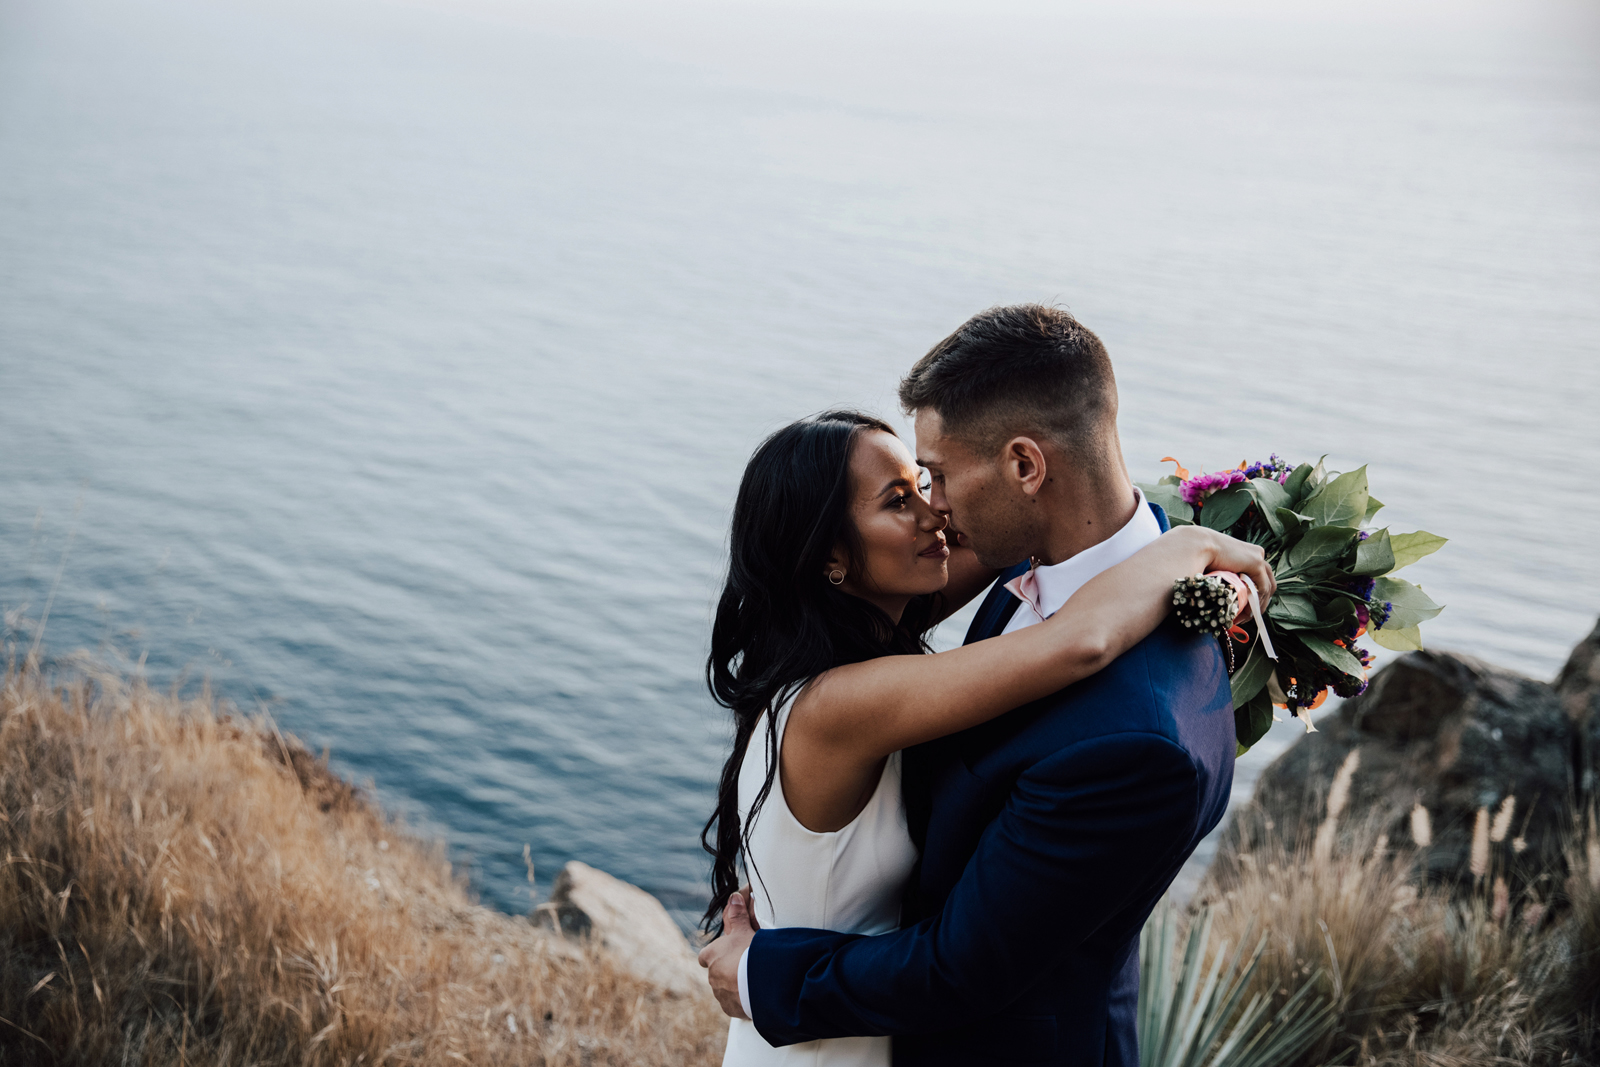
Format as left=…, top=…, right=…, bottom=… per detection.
left=1220, top=617, right=1600, bottom=893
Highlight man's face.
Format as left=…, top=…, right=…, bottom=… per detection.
left=913, top=409, right=1036, bottom=570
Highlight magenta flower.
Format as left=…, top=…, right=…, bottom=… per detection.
left=1180, top=468, right=1248, bottom=505
left=1181, top=456, right=1293, bottom=505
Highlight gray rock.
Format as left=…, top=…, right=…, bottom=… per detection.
left=1223, top=650, right=1575, bottom=889
left=1555, top=617, right=1600, bottom=798
left=534, top=861, right=709, bottom=998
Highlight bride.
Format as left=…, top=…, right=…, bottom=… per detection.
left=703, top=410, right=1271, bottom=1067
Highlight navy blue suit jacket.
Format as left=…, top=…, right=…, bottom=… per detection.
left=745, top=503, right=1236, bottom=1066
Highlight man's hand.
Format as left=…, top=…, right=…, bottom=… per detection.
left=698, top=888, right=757, bottom=1020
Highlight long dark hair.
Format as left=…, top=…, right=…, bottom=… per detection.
left=700, top=410, right=938, bottom=933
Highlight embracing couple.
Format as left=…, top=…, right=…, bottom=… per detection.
left=696, top=304, right=1275, bottom=1067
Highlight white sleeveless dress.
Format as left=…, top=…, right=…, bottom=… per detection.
left=721, top=690, right=920, bottom=1067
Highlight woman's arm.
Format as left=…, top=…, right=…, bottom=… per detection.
left=780, top=526, right=1272, bottom=831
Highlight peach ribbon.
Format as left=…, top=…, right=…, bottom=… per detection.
left=1205, top=570, right=1278, bottom=662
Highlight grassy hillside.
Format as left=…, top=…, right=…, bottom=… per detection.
left=4, top=656, right=1597, bottom=1066
left=0, top=662, right=725, bottom=1066
left=1185, top=748, right=1600, bottom=1066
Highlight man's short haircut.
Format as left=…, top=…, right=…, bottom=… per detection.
left=898, top=304, right=1118, bottom=463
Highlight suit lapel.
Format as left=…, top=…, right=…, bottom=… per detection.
left=962, top=562, right=1030, bottom=646
left=904, top=563, right=1028, bottom=871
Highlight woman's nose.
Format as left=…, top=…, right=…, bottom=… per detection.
left=919, top=503, right=949, bottom=531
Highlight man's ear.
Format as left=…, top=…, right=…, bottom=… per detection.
left=1004, top=437, right=1049, bottom=497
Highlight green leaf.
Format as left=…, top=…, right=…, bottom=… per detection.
left=1364, top=493, right=1385, bottom=524
left=1266, top=593, right=1325, bottom=631
left=1282, top=462, right=1316, bottom=502
left=1301, top=466, right=1369, bottom=529
left=1286, top=524, right=1359, bottom=571
left=1298, top=633, right=1366, bottom=676
left=1274, top=508, right=1309, bottom=553
left=1244, top=477, right=1291, bottom=536
left=1375, top=576, right=1444, bottom=629
left=1353, top=528, right=1396, bottom=576
left=1137, top=480, right=1195, bottom=524
left=1199, top=484, right=1253, bottom=532
left=1389, top=530, right=1448, bottom=570
left=1235, top=686, right=1276, bottom=753
left=1369, top=624, right=1424, bottom=651
left=1274, top=617, right=1340, bottom=634
left=1230, top=642, right=1273, bottom=707
left=1320, top=596, right=1360, bottom=631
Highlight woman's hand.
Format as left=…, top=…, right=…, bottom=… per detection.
left=1184, top=527, right=1276, bottom=604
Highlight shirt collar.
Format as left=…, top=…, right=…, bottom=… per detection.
left=1027, top=486, right=1164, bottom=621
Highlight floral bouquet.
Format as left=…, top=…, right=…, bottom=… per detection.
left=1140, top=455, right=1446, bottom=755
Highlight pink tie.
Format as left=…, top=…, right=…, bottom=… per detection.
left=1003, top=567, right=1048, bottom=622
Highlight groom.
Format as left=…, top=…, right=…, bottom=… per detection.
left=700, top=304, right=1239, bottom=1066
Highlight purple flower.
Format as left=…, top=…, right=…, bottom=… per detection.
left=1239, top=454, right=1292, bottom=483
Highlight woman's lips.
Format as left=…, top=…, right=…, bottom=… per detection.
left=919, top=542, right=950, bottom=559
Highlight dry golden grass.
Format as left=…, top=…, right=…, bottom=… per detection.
left=8, top=652, right=1600, bottom=1067
left=0, top=660, right=726, bottom=1066
left=1197, top=749, right=1600, bottom=1067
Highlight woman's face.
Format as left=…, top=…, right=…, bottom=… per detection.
left=831, top=430, right=950, bottom=619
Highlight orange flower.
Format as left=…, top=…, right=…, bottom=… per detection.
left=1275, top=678, right=1329, bottom=712
left=1160, top=456, right=1190, bottom=480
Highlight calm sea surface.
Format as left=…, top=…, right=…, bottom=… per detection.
left=3, top=0, right=1597, bottom=922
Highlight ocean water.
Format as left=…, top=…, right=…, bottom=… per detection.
left=2, top=0, right=1597, bottom=923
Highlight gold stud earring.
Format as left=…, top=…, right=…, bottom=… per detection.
left=828, top=569, right=845, bottom=585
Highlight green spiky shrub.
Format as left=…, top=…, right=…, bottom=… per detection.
left=1137, top=905, right=1337, bottom=1067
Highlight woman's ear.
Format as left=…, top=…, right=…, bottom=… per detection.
left=823, top=546, right=848, bottom=585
